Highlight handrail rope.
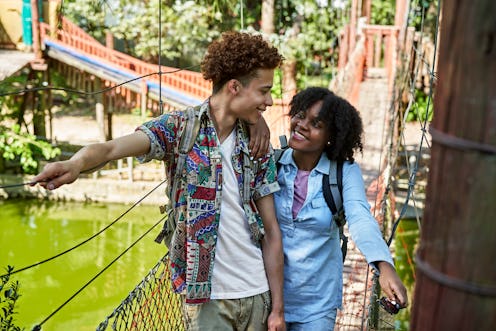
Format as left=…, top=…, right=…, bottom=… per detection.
left=0, top=180, right=47, bottom=189
left=0, top=66, right=200, bottom=98
left=386, top=0, right=441, bottom=246
left=31, top=215, right=166, bottom=331
left=0, top=178, right=167, bottom=278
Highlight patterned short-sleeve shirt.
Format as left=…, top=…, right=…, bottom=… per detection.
left=136, top=99, right=280, bottom=303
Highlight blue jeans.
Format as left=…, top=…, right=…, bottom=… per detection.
left=286, top=309, right=337, bottom=331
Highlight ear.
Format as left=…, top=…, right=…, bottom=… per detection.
left=227, top=79, right=240, bottom=94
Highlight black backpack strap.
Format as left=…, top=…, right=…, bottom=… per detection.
left=274, top=135, right=289, bottom=171
left=322, top=160, right=347, bottom=261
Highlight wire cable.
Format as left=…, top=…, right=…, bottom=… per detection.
left=0, top=178, right=167, bottom=278
left=31, top=215, right=166, bottom=330
left=0, top=66, right=199, bottom=98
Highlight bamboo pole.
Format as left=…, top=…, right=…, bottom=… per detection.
left=410, top=0, right=496, bottom=329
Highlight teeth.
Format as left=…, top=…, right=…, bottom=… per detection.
left=293, top=131, right=306, bottom=140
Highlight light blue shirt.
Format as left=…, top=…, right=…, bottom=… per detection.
left=274, top=148, right=394, bottom=323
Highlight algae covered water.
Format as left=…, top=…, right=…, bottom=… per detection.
left=0, top=199, right=167, bottom=331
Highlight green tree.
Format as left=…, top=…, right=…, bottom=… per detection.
left=0, top=73, right=61, bottom=175
left=0, top=266, right=24, bottom=331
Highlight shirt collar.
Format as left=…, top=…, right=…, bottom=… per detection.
left=280, top=148, right=331, bottom=175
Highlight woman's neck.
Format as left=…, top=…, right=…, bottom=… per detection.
left=292, top=150, right=322, bottom=171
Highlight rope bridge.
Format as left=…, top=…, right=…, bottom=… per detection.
left=96, top=253, right=183, bottom=331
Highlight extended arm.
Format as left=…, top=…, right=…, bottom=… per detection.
left=31, top=131, right=151, bottom=190
left=256, top=194, right=285, bottom=331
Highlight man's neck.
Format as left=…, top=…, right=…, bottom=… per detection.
left=209, top=95, right=237, bottom=143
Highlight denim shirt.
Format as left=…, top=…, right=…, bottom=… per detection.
left=274, top=148, right=393, bottom=323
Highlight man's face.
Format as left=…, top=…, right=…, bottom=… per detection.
left=232, top=69, right=275, bottom=125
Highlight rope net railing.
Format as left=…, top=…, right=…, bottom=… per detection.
left=96, top=253, right=183, bottom=331
left=332, top=0, right=440, bottom=329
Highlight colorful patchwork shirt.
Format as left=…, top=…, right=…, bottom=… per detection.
left=136, top=99, right=280, bottom=304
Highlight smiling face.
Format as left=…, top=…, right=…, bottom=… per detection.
left=231, top=68, right=275, bottom=125
left=289, top=100, right=330, bottom=165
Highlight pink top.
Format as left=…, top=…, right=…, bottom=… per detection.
left=292, top=169, right=310, bottom=219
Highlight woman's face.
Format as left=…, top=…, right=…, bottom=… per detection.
left=288, top=100, right=330, bottom=157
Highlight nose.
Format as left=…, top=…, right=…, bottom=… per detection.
left=265, top=93, right=273, bottom=108
left=296, top=117, right=309, bottom=129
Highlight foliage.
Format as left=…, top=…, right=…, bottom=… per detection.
left=409, top=0, right=438, bottom=35
left=61, top=0, right=108, bottom=42
left=0, top=124, right=61, bottom=174
left=60, top=0, right=347, bottom=88
left=370, top=0, right=395, bottom=25
left=61, top=0, right=243, bottom=66
left=269, top=0, right=346, bottom=89
left=0, top=266, right=24, bottom=331
left=406, top=89, right=433, bottom=122
left=0, top=72, right=62, bottom=175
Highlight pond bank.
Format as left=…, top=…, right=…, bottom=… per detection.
left=0, top=174, right=167, bottom=206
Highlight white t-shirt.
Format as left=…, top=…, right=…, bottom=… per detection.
left=210, top=129, right=269, bottom=299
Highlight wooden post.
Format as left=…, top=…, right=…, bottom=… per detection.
left=94, top=78, right=106, bottom=142
left=30, top=0, right=42, bottom=59
left=410, top=0, right=496, bottom=329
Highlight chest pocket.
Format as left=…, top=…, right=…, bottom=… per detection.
left=293, top=197, right=337, bottom=239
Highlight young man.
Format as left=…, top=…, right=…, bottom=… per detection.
left=32, top=32, right=285, bottom=331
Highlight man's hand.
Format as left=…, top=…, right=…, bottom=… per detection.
left=31, top=159, right=82, bottom=190
left=247, top=116, right=271, bottom=160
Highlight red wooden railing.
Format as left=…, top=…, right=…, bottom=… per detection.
left=40, top=17, right=212, bottom=102
left=337, top=23, right=400, bottom=104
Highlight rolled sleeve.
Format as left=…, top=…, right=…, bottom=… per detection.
left=134, top=112, right=182, bottom=163
left=253, top=152, right=280, bottom=200
left=136, top=125, right=166, bottom=163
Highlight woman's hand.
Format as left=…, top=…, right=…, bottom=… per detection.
left=377, top=261, right=409, bottom=308
left=247, top=116, right=271, bottom=160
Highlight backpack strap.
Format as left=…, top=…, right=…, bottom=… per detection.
left=274, top=135, right=288, bottom=166
left=322, top=160, right=348, bottom=261
left=155, top=107, right=200, bottom=244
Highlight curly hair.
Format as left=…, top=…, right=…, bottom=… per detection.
left=201, top=31, right=283, bottom=93
left=289, top=87, right=363, bottom=163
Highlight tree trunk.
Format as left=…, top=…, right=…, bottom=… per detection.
left=261, top=0, right=275, bottom=34
left=410, top=0, right=496, bottom=329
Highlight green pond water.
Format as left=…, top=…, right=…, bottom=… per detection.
left=391, top=218, right=420, bottom=330
left=0, top=199, right=167, bottom=331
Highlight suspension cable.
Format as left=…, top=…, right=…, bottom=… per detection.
left=0, top=178, right=167, bottom=278
left=30, top=215, right=166, bottom=331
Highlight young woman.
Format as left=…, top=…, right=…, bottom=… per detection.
left=274, top=87, right=408, bottom=330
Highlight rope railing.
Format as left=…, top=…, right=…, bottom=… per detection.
left=96, top=253, right=183, bottom=331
